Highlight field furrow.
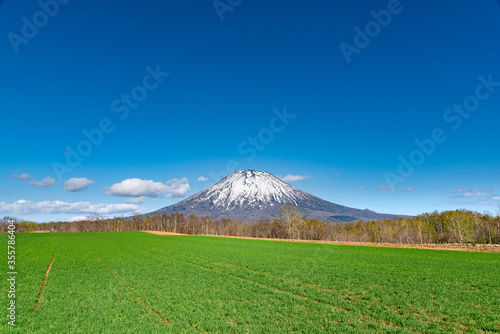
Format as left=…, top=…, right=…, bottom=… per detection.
left=34, top=248, right=57, bottom=311
left=94, top=253, right=172, bottom=326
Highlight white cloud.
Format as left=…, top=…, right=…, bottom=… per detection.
left=66, top=215, right=88, bottom=222
left=197, top=176, right=209, bottom=181
left=280, top=174, right=311, bottom=183
left=164, top=178, right=190, bottom=198
left=28, top=177, right=55, bottom=187
left=453, top=192, right=492, bottom=198
left=449, top=189, right=500, bottom=203
left=106, top=177, right=189, bottom=198
left=106, top=178, right=166, bottom=197
left=12, top=171, right=31, bottom=180
left=403, top=187, right=415, bottom=192
left=377, top=185, right=396, bottom=191
left=451, top=189, right=468, bottom=193
left=131, top=207, right=150, bottom=214
left=64, top=177, right=94, bottom=192
left=0, top=200, right=138, bottom=215
left=451, top=188, right=493, bottom=194
left=122, top=196, right=146, bottom=204
left=358, top=185, right=365, bottom=189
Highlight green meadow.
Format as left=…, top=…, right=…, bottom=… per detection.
left=1, top=232, right=499, bottom=333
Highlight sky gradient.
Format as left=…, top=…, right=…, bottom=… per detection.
left=1, top=0, right=500, bottom=222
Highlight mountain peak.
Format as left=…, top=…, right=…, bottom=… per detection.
left=233, top=169, right=271, bottom=176
left=202, top=169, right=307, bottom=209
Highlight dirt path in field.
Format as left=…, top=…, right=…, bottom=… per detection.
left=143, top=231, right=500, bottom=253
left=34, top=248, right=57, bottom=310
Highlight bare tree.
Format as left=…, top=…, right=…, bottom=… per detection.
left=279, top=205, right=303, bottom=239
left=87, top=213, right=105, bottom=232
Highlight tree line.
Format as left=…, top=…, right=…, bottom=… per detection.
left=2, top=206, right=500, bottom=245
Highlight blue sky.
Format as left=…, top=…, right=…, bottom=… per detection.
left=1, top=0, right=500, bottom=222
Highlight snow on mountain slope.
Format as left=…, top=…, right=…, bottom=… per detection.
left=152, top=169, right=405, bottom=222
left=189, top=170, right=309, bottom=209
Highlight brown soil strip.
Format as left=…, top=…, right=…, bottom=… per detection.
left=94, top=255, right=171, bottom=326
left=143, top=231, right=500, bottom=253
left=144, top=231, right=189, bottom=236
left=34, top=248, right=57, bottom=310
left=144, top=231, right=186, bottom=236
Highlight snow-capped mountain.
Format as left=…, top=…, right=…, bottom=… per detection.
left=152, top=170, right=404, bottom=221
left=190, top=170, right=309, bottom=209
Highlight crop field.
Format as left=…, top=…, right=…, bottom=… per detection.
left=1, top=232, right=499, bottom=333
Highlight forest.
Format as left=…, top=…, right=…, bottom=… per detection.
left=2, top=206, right=500, bottom=245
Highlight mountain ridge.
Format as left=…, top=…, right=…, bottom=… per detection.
left=151, top=169, right=406, bottom=222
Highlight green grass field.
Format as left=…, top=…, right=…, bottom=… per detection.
left=1, top=232, right=499, bottom=333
